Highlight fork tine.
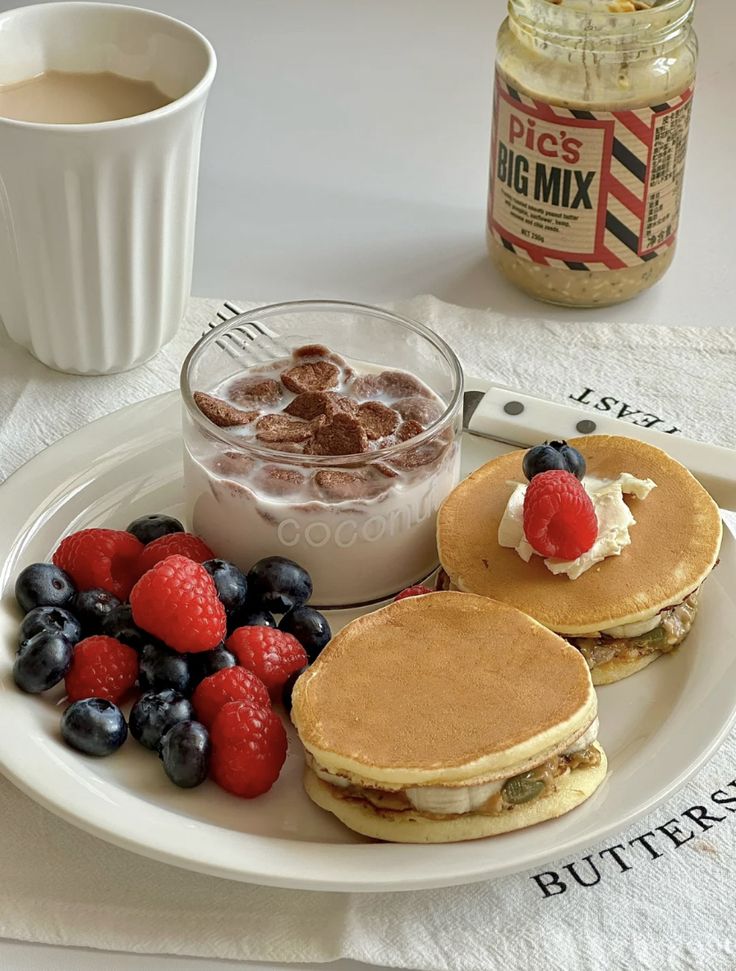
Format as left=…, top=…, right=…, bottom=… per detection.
left=212, top=336, right=244, bottom=361
left=202, top=302, right=291, bottom=365
left=235, top=324, right=278, bottom=363
left=239, top=321, right=286, bottom=357
left=204, top=318, right=245, bottom=360
left=224, top=326, right=257, bottom=356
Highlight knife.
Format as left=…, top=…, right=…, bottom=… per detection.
left=463, top=385, right=736, bottom=510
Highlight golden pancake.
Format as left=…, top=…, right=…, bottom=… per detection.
left=292, top=591, right=597, bottom=787
left=437, top=436, right=722, bottom=635
left=303, top=743, right=607, bottom=843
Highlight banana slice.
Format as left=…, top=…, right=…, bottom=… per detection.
left=405, top=779, right=504, bottom=815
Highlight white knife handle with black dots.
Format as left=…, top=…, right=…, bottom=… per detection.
left=463, top=385, right=736, bottom=510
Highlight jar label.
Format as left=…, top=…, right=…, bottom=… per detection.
left=488, top=72, right=694, bottom=271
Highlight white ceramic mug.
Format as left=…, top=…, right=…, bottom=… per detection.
left=0, top=2, right=216, bottom=374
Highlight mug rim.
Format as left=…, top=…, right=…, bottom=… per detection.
left=0, top=1, right=217, bottom=133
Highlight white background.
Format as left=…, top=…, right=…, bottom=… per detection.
left=3, top=0, right=732, bottom=328
left=0, top=0, right=733, bottom=968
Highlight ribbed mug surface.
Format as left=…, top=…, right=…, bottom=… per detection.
left=0, top=3, right=216, bottom=375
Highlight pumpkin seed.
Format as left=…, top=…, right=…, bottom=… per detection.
left=502, top=772, right=545, bottom=805
left=637, top=625, right=665, bottom=645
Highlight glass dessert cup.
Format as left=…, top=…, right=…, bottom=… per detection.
left=180, top=300, right=464, bottom=608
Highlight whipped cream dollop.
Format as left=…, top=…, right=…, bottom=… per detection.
left=498, top=473, right=656, bottom=580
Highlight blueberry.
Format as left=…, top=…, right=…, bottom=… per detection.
left=522, top=444, right=568, bottom=480
left=139, top=642, right=192, bottom=695
left=203, top=559, right=248, bottom=615
left=159, top=721, right=210, bottom=788
left=282, top=666, right=307, bottom=717
left=61, top=698, right=128, bottom=756
left=74, top=588, right=121, bottom=636
left=247, top=557, right=313, bottom=614
left=129, top=689, right=194, bottom=751
left=19, top=606, right=81, bottom=647
left=228, top=606, right=276, bottom=634
left=126, top=513, right=184, bottom=545
left=13, top=631, right=73, bottom=693
left=558, top=442, right=586, bottom=480
left=15, top=563, right=76, bottom=613
left=279, top=606, right=331, bottom=662
left=522, top=441, right=586, bottom=482
left=188, top=645, right=236, bottom=689
left=101, top=604, right=149, bottom=651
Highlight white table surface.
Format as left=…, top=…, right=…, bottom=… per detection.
left=0, top=0, right=733, bottom=968
left=188, top=0, right=728, bottom=327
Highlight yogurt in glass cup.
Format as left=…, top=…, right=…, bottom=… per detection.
left=180, top=301, right=464, bottom=608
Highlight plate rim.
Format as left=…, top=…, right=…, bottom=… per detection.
left=0, top=388, right=734, bottom=893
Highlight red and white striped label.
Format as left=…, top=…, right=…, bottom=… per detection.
left=488, top=72, right=694, bottom=271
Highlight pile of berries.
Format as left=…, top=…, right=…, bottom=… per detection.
left=13, top=513, right=330, bottom=798
left=521, top=441, right=597, bottom=560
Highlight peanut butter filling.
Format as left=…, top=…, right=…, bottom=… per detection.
left=317, top=746, right=601, bottom=820
left=570, top=593, right=698, bottom=670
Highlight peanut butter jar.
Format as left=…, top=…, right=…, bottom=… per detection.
left=487, top=0, right=697, bottom=308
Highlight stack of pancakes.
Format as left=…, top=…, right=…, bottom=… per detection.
left=293, top=593, right=606, bottom=842
left=438, top=436, right=722, bottom=684
left=292, top=435, right=721, bottom=842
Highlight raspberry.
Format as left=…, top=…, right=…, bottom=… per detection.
left=65, top=635, right=139, bottom=704
left=192, top=667, right=270, bottom=728
left=522, top=470, right=598, bottom=560
left=210, top=700, right=287, bottom=797
left=136, top=533, right=214, bottom=576
left=226, top=626, right=308, bottom=700
left=394, top=585, right=433, bottom=602
left=53, top=529, right=143, bottom=600
left=130, top=555, right=226, bottom=653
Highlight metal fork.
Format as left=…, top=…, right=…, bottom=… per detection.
left=203, top=300, right=291, bottom=363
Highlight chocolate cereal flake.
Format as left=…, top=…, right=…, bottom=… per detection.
left=306, top=413, right=369, bottom=456
left=314, top=469, right=369, bottom=501
left=213, top=450, right=256, bottom=478
left=285, top=391, right=357, bottom=421
left=193, top=392, right=260, bottom=428
left=229, top=376, right=283, bottom=406
left=293, top=344, right=348, bottom=369
left=256, top=413, right=325, bottom=444
left=350, top=374, right=381, bottom=400
left=293, top=344, right=331, bottom=359
left=357, top=401, right=401, bottom=440
left=392, top=435, right=448, bottom=470
left=394, top=395, right=443, bottom=426
left=396, top=420, right=424, bottom=442
left=377, top=370, right=432, bottom=400
left=259, top=466, right=306, bottom=496
left=281, top=360, right=340, bottom=394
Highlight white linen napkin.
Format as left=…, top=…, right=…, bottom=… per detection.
left=0, top=296, right=735, bottom=971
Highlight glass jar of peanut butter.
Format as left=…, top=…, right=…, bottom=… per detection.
left=487, top=0, right=697, bottom=307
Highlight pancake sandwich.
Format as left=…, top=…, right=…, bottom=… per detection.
left=437, top=435, right=722, bottom=685
left=291, top=591, right=606, bottom=843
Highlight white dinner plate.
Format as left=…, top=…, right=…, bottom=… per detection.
left=0, top=388, right=734, bottom=893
